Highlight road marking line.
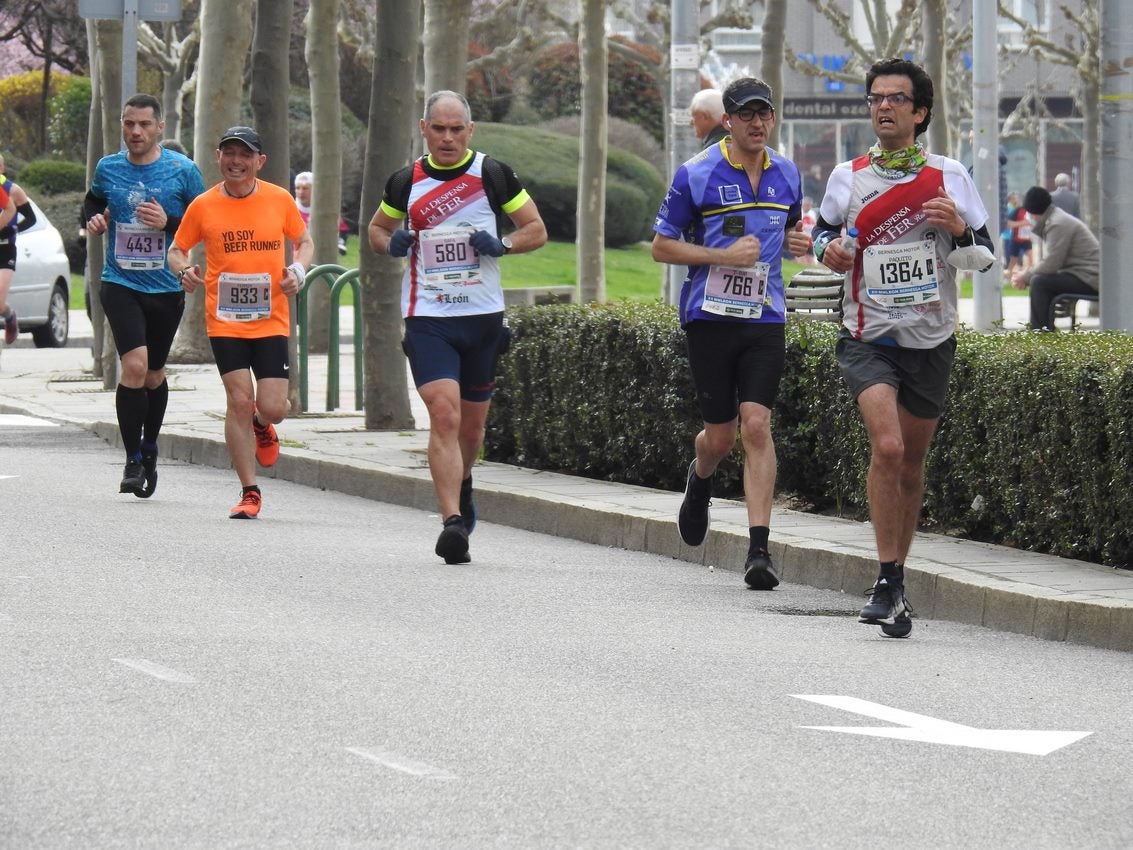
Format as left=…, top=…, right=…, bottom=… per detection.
left=346, top=747, right=457, bottom=779
left=112, top=658, right=196, bottom=683
left=0, top=414, right=59, bottom=427
left=793, top=694, right=1092, bottom=756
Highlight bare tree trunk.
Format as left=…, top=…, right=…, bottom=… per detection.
left=304, top=0, right=344, bottom=353
left=760, top=0, right=787, bottom=150
left=94, top=19, right=124, bottom=389
left=922, top=0, right=950, bottom=156
left=251, top=0, right=295, bottom=406
left=85, top=18, right=107, bottom=380
left=1081, top=85, right=1099, bottom=233
left=423, top=0, right=471, bottom=96
left=361, top=0, right=418, bottom=430
left=170, top=0, right=255, bottom=364
left=576, top=0, right=606, bottom=304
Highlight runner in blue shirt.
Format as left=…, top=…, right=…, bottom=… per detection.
left=83, top=93, right=205, bottom=498
left=653, top=77, right=812, bottom=589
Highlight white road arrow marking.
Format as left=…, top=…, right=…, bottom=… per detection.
left=793, top=695, right=1092, bottom=756
left=346, top=747, right=457, bottom=779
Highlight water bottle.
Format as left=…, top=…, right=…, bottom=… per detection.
left=841, top=227, right=859, bottom=257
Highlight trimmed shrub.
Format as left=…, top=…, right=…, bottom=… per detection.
left=473, top=123, right=664, bottom=248
left=18, top=159, right=87, bottom=195
left=29, top=190, right=87, bottom=274
left=486, top=305, right=1133, bottom=568
left=544, top=114, right=665, bottom=172
left=528, top=38, right=664, bottom=142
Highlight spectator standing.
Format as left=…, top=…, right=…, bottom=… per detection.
left=813, top=58, right=994, bottom=632
left=1049, top=172, right=1081, bottom=219
left=689, top=89, right=728, bottom=150
left=82, top=94, right=206, bottom=497
left=652, top=77, right=811, bottom=590
left=366, top=90, right=547, bottom=565
left=169, top=126, right=313, bottom=519
left=1006, top=200, right=1033, bottom=279
left=0, top=153, right=37, bottom=344
left=293, top=170, right=348, bottom=255
left=1011, top=185, right=1099, bottom=330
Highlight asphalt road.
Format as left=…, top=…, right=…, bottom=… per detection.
left=2, top=416, right=1131, bottom=849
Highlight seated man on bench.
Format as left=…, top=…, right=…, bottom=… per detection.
left=1010, top=186, right=1099, bottom=330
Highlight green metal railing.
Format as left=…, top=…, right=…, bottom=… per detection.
left=297, top=264, right=364, bottom=412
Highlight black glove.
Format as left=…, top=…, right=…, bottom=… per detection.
left=469, top=229, right=505, bottom=258
left=388, top=229, right=415, bottom=257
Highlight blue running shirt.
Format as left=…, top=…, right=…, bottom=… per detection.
left=90, top=148, right=205, bottom=293
left=653, top=142, right=802, bottom=327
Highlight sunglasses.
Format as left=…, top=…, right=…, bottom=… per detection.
left=865, top=92, right=913, bottom=107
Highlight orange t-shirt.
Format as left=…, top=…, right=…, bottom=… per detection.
left=174, top=181, right=306, bottom=338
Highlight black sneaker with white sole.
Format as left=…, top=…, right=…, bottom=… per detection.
left=678, top=459, right=712, bottom=546
left=859, top=578, right=908, bottom=625
left=744, top=549, right=780, bottom=590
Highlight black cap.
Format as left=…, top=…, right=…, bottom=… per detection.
left=722, top=78, right=774, bottom=113
left=1023, top=186, right=1051, bottom=215
left=218, top=126, right=262, bottom=154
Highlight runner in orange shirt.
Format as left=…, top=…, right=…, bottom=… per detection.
left=169, top=126, right=313, bottom=518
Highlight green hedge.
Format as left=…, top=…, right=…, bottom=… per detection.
left=18, top=159, right=87, bottom=195
left=472, top=123, right=665, bottom=248
left=485, top=303, right=1133, bottom=568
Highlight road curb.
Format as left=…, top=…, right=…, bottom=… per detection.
left=77, top=419, right=1133, bottom=654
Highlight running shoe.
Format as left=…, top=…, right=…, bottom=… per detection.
left=252, top=418, right=280, bottom=467
left=743, top=549, right=780, bottom=590
left=2, top=308, right=17, bottom=345
left=229, top=489, right=262, bottom=519
left=435, top=514, right=471, bottom=564
left=119, top=458, right=145, bottom=495
left=460, top=476, right=477, bottom=534
left=859, top=578, right=908, bottom=625
left=138, top=446, right=158, bottom=499
left=678, top=459, right=712, bottom=546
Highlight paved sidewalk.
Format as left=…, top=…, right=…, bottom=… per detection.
left=1, top=310, right=1129, bottom=652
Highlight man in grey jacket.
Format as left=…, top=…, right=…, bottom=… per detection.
left=1011, top=185, right=1099, bottom=330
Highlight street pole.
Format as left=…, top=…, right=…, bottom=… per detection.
left=121, top=0, right=139, bottom=134
left=666, top=0, right=699, bottom=305
left=1100, top=0, right=1133, bottom=332
left=970, top=0, right=1002, bottom=330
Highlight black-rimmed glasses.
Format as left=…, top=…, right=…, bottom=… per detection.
left=865, top=92, right=912, bottom=107
left=731, top=106, right=774, bottom=122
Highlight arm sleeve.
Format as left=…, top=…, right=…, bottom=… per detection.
left=14, top=201, right=35, bottom=233
left=81, top=189, right=107, bottom=223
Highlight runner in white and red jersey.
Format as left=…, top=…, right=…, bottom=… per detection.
left=813, top=58, right=995, bottom=635
left=367, top=90, right=547, bottom=566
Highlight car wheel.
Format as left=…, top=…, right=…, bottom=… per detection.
left=32, top=283, right=69, bottom=348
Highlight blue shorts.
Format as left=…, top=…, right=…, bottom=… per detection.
left=402, top=312, right=510, bottom=403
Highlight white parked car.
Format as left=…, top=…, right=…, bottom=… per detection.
left=7, top=197, right=70, bottom=348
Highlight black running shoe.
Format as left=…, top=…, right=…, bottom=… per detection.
left=744, top=549, right=780, bottom=590
left=435, top=514, right=471, bottom=564
left=460, top=476, right=477, bottom=534
left=859, top=578, right=908, bottom=625
left=119, top=458, right=145, bottom=495
left=677, top=459, right=712, bottom=546
left=137, top=447, right=158, bottom=499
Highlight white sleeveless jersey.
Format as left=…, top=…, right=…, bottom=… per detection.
left=402, top=152, right=505, bottom=318
left=820, top=153, right=987, bottom=348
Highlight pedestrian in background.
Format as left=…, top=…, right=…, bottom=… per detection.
left=1049, top=172, right=1080, bottom=219
left=688, top=88, right=728, bottom=150
left=1011, top=185, right=1098, bottom=330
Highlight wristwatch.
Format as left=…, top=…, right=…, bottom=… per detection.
left=176, top=268, right=189, bottom=283
left=501, top=236, right=513, bottom=254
